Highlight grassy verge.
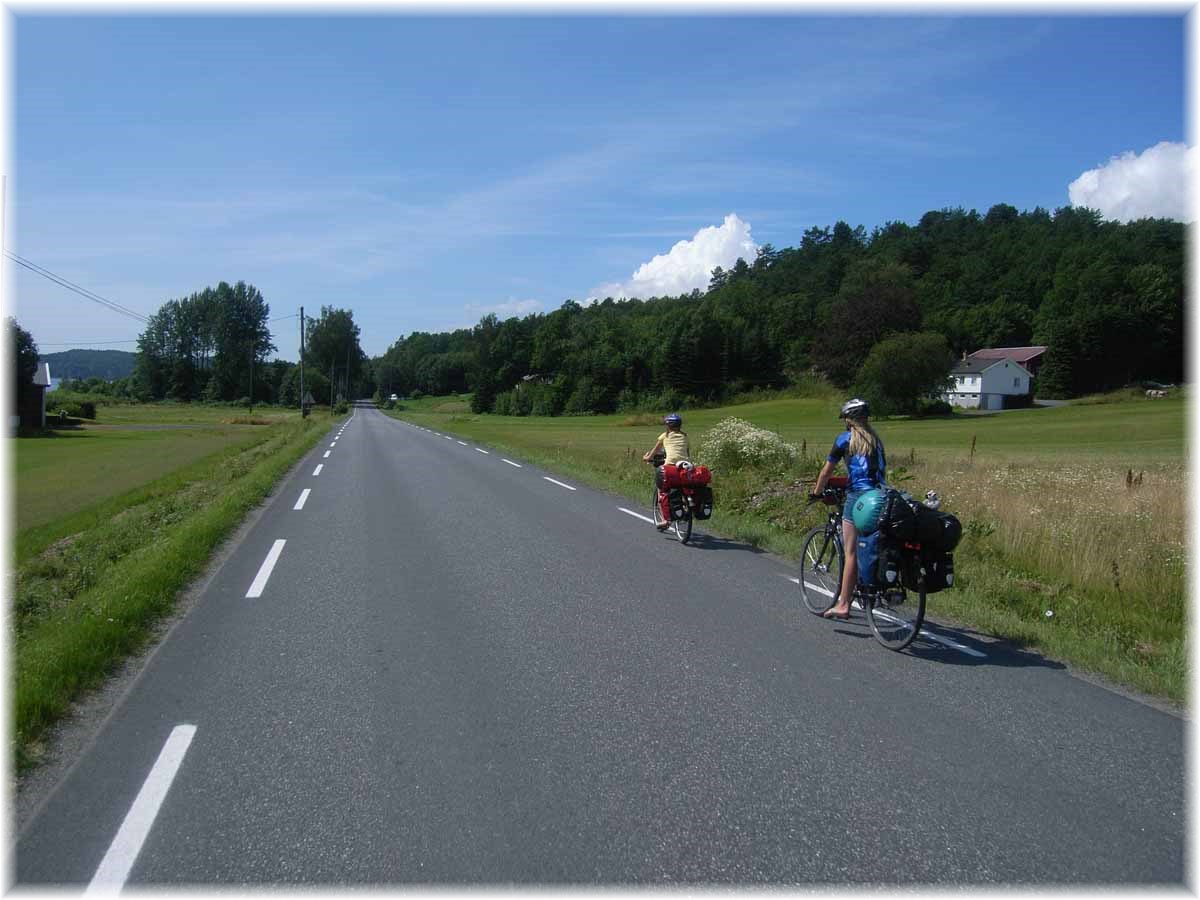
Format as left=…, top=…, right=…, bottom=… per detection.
left=13, top=411, right=341, bottom=771
left=384, top=396, right=1186, bottom=703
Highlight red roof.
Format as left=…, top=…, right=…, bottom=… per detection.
left=968, top=346, right=1047, bottom=364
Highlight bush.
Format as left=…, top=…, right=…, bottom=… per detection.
left=696, top=417, right=800, bottom=472
left=47, top=397, right=97, bottom=420
left=235, top=396, right=252, bottom=408
left=333, top=400, right=349, bottom=414
left=916, top=399, right=953, bottom=417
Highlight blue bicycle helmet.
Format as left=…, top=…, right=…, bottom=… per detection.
left=664, top=413, right=682, bottom=427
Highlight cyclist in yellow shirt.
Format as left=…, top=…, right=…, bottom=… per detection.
left=643, top=413, right=690, bottom=530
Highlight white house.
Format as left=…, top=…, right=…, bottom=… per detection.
left=945, top=356, right=1032, bottom=410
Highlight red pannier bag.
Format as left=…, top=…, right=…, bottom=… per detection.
left=683, top=464, right=712, bottom=485
left=657, top=463, right=684, bottom=489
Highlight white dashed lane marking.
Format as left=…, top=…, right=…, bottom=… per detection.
left=475, top=448, right=490, bottom=455
left=618, top=507, right=655, bottom=524
left=781, top=575, right=984, bottom=657
left=246, top=540, right=286, bottom=599
left=502, top=459, right=522, bottom=468
left=293, top=489, right=311, bottom=511
left=312, top=464, right=323, bottom=476
left=543, top=477, right=576, bottom=491
left=85, top=725, right=196, bottom=895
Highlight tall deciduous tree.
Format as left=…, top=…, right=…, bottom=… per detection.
left=854, top=331, right=955, bottom=417
left=10, top=317, right=39, bottom=409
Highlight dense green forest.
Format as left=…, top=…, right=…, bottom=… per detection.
left=373, top=204, right=1184, bottom=414
left=119, top=204, right=1183, bottom=412
left=40, top=349, right=136, bottom=381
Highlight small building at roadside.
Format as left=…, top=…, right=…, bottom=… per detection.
left=966, top=345, right=1047, bottom=379
left=16, top=362, right=52, bottom=428
left=945, top=356, right=1033, bottom=410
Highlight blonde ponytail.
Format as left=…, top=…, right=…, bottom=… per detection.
left=846, top=419, right=879, bottom=459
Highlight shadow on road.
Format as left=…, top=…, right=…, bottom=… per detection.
left=685, top=533, right=767, bottom=554
left=823, top=616, right=1068, bottom=672
left=907, top=623, right=1068, bottom=672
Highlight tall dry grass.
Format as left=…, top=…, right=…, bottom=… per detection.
left=928, top=460, right=1185, bottom=608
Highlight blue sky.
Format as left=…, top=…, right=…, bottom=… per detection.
left=8, top=13, right=1187, bottom=359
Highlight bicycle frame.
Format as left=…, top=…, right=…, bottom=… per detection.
left=800, top=481, right=928, bottom=650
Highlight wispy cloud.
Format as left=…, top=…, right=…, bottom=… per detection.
left=465, top=298, right=544, bottom=320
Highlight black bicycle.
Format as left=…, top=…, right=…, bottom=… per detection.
left=798, top=478, right=927, bottom=651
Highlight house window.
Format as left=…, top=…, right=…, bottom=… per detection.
left=1014, top=377, right=1019, bottom=388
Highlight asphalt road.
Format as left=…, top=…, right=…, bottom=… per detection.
left=14, top=405, right=1186, bottom=886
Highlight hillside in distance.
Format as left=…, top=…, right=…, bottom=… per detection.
left=41, top=348, right=136, bottom=381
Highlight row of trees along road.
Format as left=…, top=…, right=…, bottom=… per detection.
left=133, top=284, right=371, bottom=405
left=369, top=205, right=1183, bottom=416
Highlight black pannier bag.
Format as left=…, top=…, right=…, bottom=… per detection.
left=877, top=489, right=922, bottom=541
left=916, top=509, right=962, bottom=553
left=692, top=485, right=714, bottom=520
left=876, top=537, right=905, bottom=588
left=667, top=487, right=688, bottom=520
left=901, top=551, right=955, bottom=594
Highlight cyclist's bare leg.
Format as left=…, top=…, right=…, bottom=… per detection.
left=823, top=516, right=858, bottom=617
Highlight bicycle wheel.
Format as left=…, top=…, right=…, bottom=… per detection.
left=865, top=584, right=926, bottom=651
left=799, top=525, right=843, bottom=615
left=674, top=510, right=693, bottom=544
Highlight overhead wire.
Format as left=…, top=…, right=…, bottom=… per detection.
left=5, top=251, right=150, bottom=323
left=38, top=339, right=140, bottom=346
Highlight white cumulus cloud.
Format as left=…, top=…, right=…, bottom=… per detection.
left=589, top=213, right=759, bottom=301
left=465, top=299, right=544, bottom=319
left=1068, top=141, right=1195, bottom=222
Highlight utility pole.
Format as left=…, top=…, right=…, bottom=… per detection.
left=330, top=362, right=335, bottom=411
left=248, top=344, right=254, bottom=413
left=346, top=343, right=351, bottom=403
left=299, top=306, right=305, bottom=416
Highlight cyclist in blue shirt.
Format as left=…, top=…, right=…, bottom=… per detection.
left=810, top=398, right=886, bottom=619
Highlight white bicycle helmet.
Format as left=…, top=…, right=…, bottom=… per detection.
left=839, top=397, right=870, bottom=420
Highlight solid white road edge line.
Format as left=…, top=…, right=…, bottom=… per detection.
left=293, top=489, right=311, bottom=511
left=85, top=724, right=196, bottom=895
left=246, top=539, right=286, bottom=598
left=312, top=464, right=323, bottom=476
left=543, top=477, right=576, bottom=491
left=618, top=507, right=655, bottom=524
left=502, top=459, right=522, bottom=468
left=475, top=448, right=490, bottom=454
left=323, top=451, right=331, bottom=458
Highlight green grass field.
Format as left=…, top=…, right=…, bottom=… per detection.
left=15, top=424, right=267, bottom=535
left=387, top=392, right=1187, bottom=702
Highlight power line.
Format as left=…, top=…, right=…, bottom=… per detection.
left=5, top=251, right=150, bottom=323
left=269, top=313, right=298, bottom=322
left=39, top=339, right=140, bottom=346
